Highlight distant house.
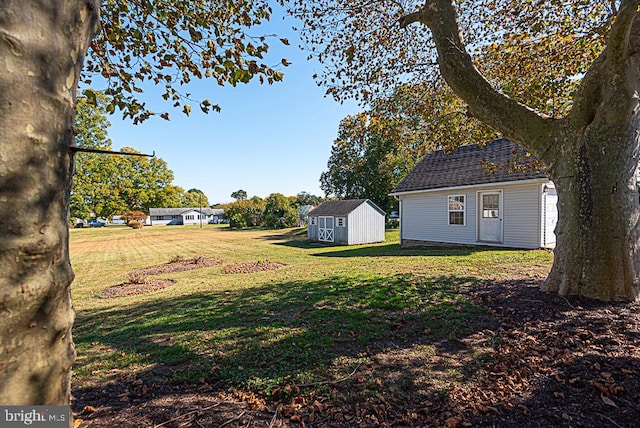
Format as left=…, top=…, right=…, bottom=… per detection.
left=111, top=215, right=126, bottom=225
left=149, top=207, right=225, bottom=226
left=297, top=204, right=315, bottom=226
left=307, top=199, right=385, bottom=245
left=389, top=139, right=557, bottom=249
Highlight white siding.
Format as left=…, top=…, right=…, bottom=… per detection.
left=347, top=202, right=385, bottom=244
left=400, top=181, right=552, bottom=248
left=501, top=183, right=542, bottom=249
left=182, top=210, right=208, bottom=225
left=401, top=190, right=478, bottom=245
left=151, top=215, right=182, bottom=226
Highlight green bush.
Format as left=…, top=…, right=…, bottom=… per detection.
left=229, top=213, right=248, bottom=229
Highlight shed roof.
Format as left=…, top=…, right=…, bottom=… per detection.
left=308, top=199, right=385, bottom=216
left=390, top=138, right=548, bottom=194
left=149, top=207, right=224, bottom=216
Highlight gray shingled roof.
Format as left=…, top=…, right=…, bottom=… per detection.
left=390, top=139, right=548, bottom=194
left=308, top=199, right=385, bottom=216
left=149, top=207, right=224, bottom=216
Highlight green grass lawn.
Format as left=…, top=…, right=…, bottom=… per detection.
left=70, top=225, right=553, bottom=397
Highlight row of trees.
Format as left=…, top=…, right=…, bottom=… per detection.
left=71, top=94, right=209, bottom=221
left=221, top=189, right=323, bottom=228
left=74, top=94, right=322, bottom=227
left=224, top=191, right=323, bottom=228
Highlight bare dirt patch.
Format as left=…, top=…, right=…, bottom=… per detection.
left=131, top=256, right=222, bottom=276
left=221, top=260, right=284, bottom=274
left=97, top=279, right=177, bottom=299
left=97, top=256, right=221, bottom=299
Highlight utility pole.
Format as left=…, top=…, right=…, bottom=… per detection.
left=199, top=193, right=203, bottom=229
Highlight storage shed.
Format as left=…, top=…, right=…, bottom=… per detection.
left=307, top=199, right=386, bottom=245
left=390, top=139, right=557, bottom=249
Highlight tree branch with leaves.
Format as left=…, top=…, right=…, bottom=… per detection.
left=289, top=0, right=640, bottom=301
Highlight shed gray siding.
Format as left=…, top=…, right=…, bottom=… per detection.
left=308, top=215, right=347, bottom=244
left=308, top=218, right=319, bottom=241
left=333, top=216, right=349, bottom=244
left=399, top=181, right=553, bottom=249
left=307, top=199, right=385, bottom=245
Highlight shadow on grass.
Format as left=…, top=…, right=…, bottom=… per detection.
left=71, top=277, right=640, bottom=427
left=314, top=243, right=498, bottom=257
left=271, top=238, right=496, bottom=257
left=73, top=273, right=490, bottom=393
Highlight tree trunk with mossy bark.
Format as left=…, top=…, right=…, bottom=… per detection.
left=401, top=0, right=640, bottom=301
left=0, top=0, right=99, bottom=405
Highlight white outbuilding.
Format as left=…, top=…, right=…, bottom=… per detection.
left=307, top=199, right=386, bottom=245
left=390, top=139, right=557, bottom=249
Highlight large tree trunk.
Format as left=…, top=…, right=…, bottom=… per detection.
left=542, top=125, right=640, bottom=301
left=401, top=0, right=640, bottom=302
left=535, top=5, right=640, bottom=301
left=0, top=0, right=99, bottom=404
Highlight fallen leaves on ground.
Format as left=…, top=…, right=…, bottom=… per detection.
left=74, top=279, right=640, bottom=427
left=221, top=260, right=285, bottom=274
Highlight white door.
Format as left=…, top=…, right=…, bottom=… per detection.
left=479, top=192, right=502, bottom=242
left=318, top=216, right=334, bottom=242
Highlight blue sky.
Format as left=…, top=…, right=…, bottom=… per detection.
left=103, top=9, right=360, bottom=205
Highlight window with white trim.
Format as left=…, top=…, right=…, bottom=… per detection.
left=336, top=217, right=345, bottom=227
left=448, top=195, right=465, bottom=225
left=185, top=214, right=195, bottom=220
left=310, top=217, right=317, bottom=226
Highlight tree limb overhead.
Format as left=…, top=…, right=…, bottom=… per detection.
left=399, top=0, right=555, bottom=155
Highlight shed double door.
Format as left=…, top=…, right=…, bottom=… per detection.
left=318, top=216, right=334, bottom=243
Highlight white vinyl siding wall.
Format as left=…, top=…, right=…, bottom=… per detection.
left=347, top=202, right=385, bottom=245
left=541, top=187, right=558, bottom=248
left=500, top=184, right=542, bottom=248
left=399, top=181, right=550, bottom=249
left=401, top=191, right=478, bottom=245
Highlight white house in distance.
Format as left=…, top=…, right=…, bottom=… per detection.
left=307, top=199, right=386, bottom=245
left=149, top=207, right=225, bottom=226
left=390, top=139, right=557, bottom=249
